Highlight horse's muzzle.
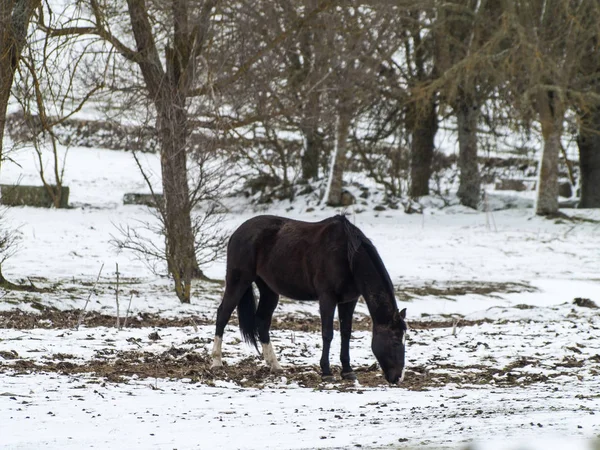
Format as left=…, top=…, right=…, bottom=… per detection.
left=385, top=367, right=405, bottom=385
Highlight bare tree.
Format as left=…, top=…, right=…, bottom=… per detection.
left=433, top=1, right=495, bottom=208
left=277, top=0, right=331, bottom=182
left=41, top=0, right=225, bottom=300
left=433, top=0, right=513, bottom=208
left=501, top=0, right=600, bottom=215
left=112, top=149, right=228, bottom=282
left=207, top=1, right=334, bottom=201
left=578, top=109, right=600, bottom=208
left=323, top=1, right=400, bottom=205
left=0, top=0, right=39, bottom=288
left=224, top=1, right=405, bottom=206
left=0, top=0, right=40, bottom=170
left=0, top=210, right=21, bottom=288
left=574, top=4, right=600, bottom=208
left=12, top=14, right=104, bottom=208
left=379, top=4, right=439, bottom=199
left=42, top=0, right=336, bottom=302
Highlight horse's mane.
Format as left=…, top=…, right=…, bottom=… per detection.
left=336, top=215, right=395, bottom=297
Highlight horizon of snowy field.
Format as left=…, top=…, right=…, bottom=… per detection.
left=1, top=144, right=600, bottom=449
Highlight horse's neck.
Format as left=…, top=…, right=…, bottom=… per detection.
left=362, top=290, right=397, bottom=326
left=351, top=245, right=397, bottom=325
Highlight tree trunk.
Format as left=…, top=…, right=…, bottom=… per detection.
left=0, top=0, right=40, bottom=170
left=127, top=0, right=206, bottom=302
left=156, top=94, right=197, bottom=303
left=537, top=130, right=561, bottom=215
left=301, top=125, right=322, bottom=182
left=300, top=91, right=322, bottom=181
left=536, top=91, right=564, bottom=216
left=409, top=99, right=438, bottom=198
left=456, top=100, right=480, bottom=209
left=0, top=0, right=40, bottom=286
left=325, top=108, right=351, bottom=206
left=577, top=107, right=600, bottom=208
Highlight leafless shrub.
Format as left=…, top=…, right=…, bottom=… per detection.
left=11, top=3, right=105, bottom=208
left=112, top=204, right=227, bottom=279
left=75, top=263, right=104, bottom=330
left=0, top=212, right=21, bottom=267
left=111, top=150, right=228, bottom=286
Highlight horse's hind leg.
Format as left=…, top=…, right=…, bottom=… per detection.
left=255, top=277, right=282, bottom=372
left=338, top=298, right=358, bottom=381
left=212, top=271, right=253, bottom=369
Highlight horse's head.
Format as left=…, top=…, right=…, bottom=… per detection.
left=372, top=308, right=407, bottom=385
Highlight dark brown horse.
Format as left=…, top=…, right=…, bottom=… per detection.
left=211, top=214, right=407, bottom=384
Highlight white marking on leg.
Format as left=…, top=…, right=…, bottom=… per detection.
left=211, top=336, right=223, bottom=369
left=262, top=342, right=283, bottom=372
left=399, top=367, right=406, bottom=384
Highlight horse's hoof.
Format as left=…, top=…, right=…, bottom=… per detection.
left=210, top=362, right=224, bottom=371
left=270, top=366, right=284, bottom=374
left=321, top=374, right=336, bottom=383
left=341, top=371, right=357, bottom=381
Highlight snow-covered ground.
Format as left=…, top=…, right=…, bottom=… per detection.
left=1, top=145, right=600, bottom=449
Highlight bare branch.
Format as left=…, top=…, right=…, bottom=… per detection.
left=189, top=0, right=338, bottom=97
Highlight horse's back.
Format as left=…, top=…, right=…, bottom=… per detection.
left=230, top=215, right=337, bottom=246
left=227, top=215, right=356, bottom=300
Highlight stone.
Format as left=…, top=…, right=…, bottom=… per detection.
left=558, top=181, right=572, bottom=198
left=340, top=190, right=356, bottom=206
left=495, top=179, right=527, bottom=192
left=123, top=193, right=164, bottom=208
left=0, top=184, right=69, bottom=208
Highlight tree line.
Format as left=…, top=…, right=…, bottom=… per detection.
left=1, top=0, right=600, bottom=302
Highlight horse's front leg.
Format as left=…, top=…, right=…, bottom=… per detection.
left=338, top=299, right=358, bottom=381
left=319, top=296, right=337, bottom=381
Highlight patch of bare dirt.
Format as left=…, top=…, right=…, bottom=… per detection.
left=0, top=307, right=211, bottom=330
left=3, top=347, right=592, bottom=392
left=273, top=314, right=491, bottom=333
left=0, top=307, right=491, bottom=332
left=395, top=280, right=537, bottom=301
left=273, top=314, right=373, bottom=332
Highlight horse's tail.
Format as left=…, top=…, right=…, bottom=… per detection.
left=237, top=285, right=260, bottom=352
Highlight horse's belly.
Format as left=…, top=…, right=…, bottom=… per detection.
left=263, top=276, right=318, bottom=301
left=256, top=264, right=318, bottom=301
left=256, top=251, right=356, bottom=302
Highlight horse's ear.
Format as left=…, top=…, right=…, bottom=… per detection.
left=399, top=308, right=406, bottom=320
